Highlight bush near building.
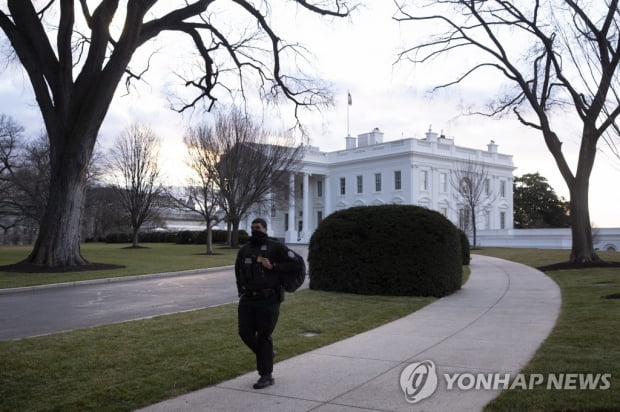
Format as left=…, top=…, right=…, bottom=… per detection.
left=459, top=229, right=471, bottom=265
left=308, top=205, right=463, bottom=297
left=103, top=230, right=248, bottom=245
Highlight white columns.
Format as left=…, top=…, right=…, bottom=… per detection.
left=302, top=173, right=310, bottom=242
left=324, top=175, right=331, bottom=217
left=286, top=173, right=296, bottom=243
left=431, top=166, right=438, bottom=210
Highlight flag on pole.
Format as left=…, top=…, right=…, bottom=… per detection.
left=347, top=91, right=352, bottom=106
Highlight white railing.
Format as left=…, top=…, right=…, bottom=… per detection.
left=476, top=228, right=620, bottom=251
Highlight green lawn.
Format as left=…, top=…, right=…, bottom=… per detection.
left=1, top=244, right=618, bottom=411
left=474, top=248, right=620, bottom=412
left=0, top=243, right=237, bottom=289
left=0, top=289, right=435, bottom=411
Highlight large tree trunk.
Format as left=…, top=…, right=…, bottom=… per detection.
left=24, top=139, right=93, bottom=266
left=131, top=227, right=139, bottom=248
left=230, top=218, right=241, bottom=249
left=568, top=175, right=600, bottom=263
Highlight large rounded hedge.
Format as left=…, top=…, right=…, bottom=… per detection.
left=308, top=205, right=463, bottom=297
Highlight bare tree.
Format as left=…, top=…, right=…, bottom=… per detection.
left=0, top=1, right=354, bottom=268
left=395, top=1, right=620, bottom=263
left=1, top=133, right=53, bottom=245
left=82, top=184, right=126, bottom=242
left=0, top=115, right=24, bottom=241
left=188, top=108, right=303, bottom=248
left=107, top=123, right=163, bottom=248
left=9, top=134, right=51, bottom=228
left=177, top=130, right=225, bottom=254
left=451, top=158, right=494, bottom=249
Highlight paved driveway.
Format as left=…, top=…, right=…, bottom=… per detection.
left=0, top=245, right=309, bottom=341
left=0, top=267, right=240, bottom=340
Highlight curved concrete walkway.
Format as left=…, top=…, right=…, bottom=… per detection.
left=137, top=255, right=561, bottom=412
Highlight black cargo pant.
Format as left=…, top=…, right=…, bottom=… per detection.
left=238, top=293, right=281, bottom=377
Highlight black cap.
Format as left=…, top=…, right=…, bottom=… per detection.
left=251, top=218, right=267, bottom=229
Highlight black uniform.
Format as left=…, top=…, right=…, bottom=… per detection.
left=235, top=237, right=301, bottom=378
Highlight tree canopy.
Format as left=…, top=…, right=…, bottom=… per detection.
left=0, top=1, right=354, bottom=267
left=514, top=173, right=570, bottom=229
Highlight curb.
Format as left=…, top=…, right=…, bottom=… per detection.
left=0, top=265, right=235, bottom=295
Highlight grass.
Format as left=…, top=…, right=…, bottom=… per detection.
left=474, top=248, right=620, bottom=412
left=4, top=243, right=615, bottom=410
left=0, top=289, right=435, bottom=411
left=0, top=243, right=238, bottom=289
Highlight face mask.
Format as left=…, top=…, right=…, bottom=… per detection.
left=251, top=230, right=267, bottom=240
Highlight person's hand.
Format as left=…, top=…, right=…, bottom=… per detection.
left=259, top=257, right=273, bottom=270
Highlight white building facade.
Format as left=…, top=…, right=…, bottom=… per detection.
left=245, top=127, right=515, bottom=244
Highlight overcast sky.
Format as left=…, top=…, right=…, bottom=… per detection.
left=1, top=1, right=619, bottom=227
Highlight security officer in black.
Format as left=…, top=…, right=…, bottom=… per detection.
left=235, top=218, right=302, bottom=389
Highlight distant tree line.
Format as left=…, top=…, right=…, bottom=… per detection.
left=0, top=110, right=301, bottom=250
left=3, top=111, right=571, bottom=249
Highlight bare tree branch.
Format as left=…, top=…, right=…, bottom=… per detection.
left=395, top=0, right=620, bottom=262
left=0, top=0, right=355, bottom=267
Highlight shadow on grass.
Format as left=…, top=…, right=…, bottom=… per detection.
left=0, top=262, right=125, bottom=273
left=538, top=260, right=620, bottom=271
left=602, top=293, right=620, bottom=299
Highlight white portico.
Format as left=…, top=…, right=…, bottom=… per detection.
left=245, top=127, right=515, bottom=244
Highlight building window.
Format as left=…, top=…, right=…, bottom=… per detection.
left=339, top=177, right=346, bottom=195
left=500, top=180, right=506, bottom=198
left=500, top=211, right=506, bottom=229
left=271, top=203, right=276, bottom=217
left=440, top=207, right=447, bottom=216
left=375, top=173, right=382, bottom=192
left=440, top=172, right=447, bottom=193
left=285, top=213, right=289, bottom=231
left=459, top=208, right=470, bottom=232
left=317, top=211, right=323, bottom=225
left=357, top=175, right=363, bottom=194
left=420, top=170, right=428, bottom=191
left=317, top=180, right=323, bottom=197
left=394, top=170, right=402, bottom=190
left=484, top=178, right=490, bottom=196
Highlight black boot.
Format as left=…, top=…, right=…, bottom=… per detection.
left=253, top=374, right=275, bottom=389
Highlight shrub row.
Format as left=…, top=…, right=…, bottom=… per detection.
left=308, top=205, right=463, bottom=298
left=103, top=229, right=248, bottom=244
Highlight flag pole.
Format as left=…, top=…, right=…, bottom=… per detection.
left=347, top=91, right=352, bottom=136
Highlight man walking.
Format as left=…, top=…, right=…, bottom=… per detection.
left=235, top=218, right=302, bottom=389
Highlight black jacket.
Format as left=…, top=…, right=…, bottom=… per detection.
left=235, top=238, right=301, bottom=296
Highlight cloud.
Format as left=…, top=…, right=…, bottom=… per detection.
left=1, top=1, right=618, bottom=227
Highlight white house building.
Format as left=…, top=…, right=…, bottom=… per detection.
left=246, top=127, right=515, bottom=244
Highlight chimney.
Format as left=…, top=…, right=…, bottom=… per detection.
left=425, top=125, right=438, bottom=142
left=487, top=140, right=498, bottom=153
left=357, top=127, right=384, bottom=147
left=345, top=135, right=357, bottom=150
